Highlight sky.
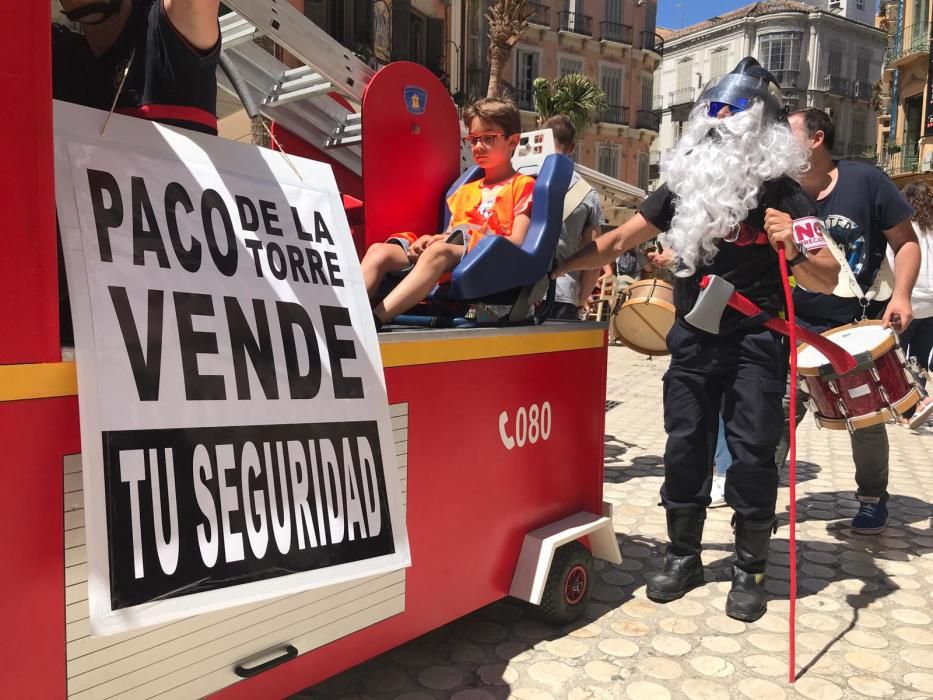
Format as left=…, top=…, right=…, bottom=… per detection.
left=657, top=0, right=883, bottom=29
left=656, top=0, right=755, bottom=30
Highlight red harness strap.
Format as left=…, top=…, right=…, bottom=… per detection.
left=117, top=104, right=218, bottom=132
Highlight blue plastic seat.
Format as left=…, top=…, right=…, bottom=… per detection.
left=438, top=153, right=575, bottom=303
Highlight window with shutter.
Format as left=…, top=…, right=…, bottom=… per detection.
left=710, top=47, right=729, bottom=79
left=828, top=42, right=844, bottom=77
left=856, top=49, right=871, bottom=82
left=560, top=56, right=584, bottom=76
left=600, top=66, right=624, bottom=106
left=597, top=143, right=620, bottom=178
left=605, top=0, right=623, bottom=25
left=641, top=75, right=653, bottom=111
left=426, top=18, right=445, bottom=77
left=676, top=57, right=693, bottom=90
left=353, top=0, right=373, bottom=47
left=392, top=0, right=412, bottom=61
left=515, top=50, right=540, bottom=109
left=638, top=152, right=649, bottom=190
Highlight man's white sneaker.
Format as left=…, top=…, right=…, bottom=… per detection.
left=709, top=475, right=727, bottom=508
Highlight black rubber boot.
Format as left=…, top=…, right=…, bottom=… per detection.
left=646, top=509, right=706, bottom=602
left=726, top=515, right=777, bottom=622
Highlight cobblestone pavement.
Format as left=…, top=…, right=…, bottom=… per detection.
left=299, top=345, right=933, bottom=700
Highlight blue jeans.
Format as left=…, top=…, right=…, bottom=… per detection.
left=714, top=415, right=732, bottom=477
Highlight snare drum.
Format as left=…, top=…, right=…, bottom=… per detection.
left=797, top=321, right=921, bottom=431
left=611, top=278, right=676, bottom=356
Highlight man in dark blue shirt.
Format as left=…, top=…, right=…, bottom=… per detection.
left=775, top=108, right=920, bottom=535
left=53, top=0, right=221, bottom=134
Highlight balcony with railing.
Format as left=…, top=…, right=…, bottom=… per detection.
left=559, top=11, right=593, bottom=37
left=879, top=96, right=892, bottom=116
left=637, top=109, right=661, bottom=131
left=820, top=74, right=850, bottom=96
left=888, top=22, right=931, bottom=65
left=600, top=21, right=633, bottom=45
left=527, top=2, right=550, bottom=27
left=882, top=142, right=920, bottom=176
left=771, top=69, right=799, bottom=89
left=670, top=86, right=695, bottom=106
left=641, top=31, right=665, bottom=56
left=852, top=80, right=874, bottom=100
left=600, top=104, right=629, bottom=125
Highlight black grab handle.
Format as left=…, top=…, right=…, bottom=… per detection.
left=234, top=645, right=299, bottom=678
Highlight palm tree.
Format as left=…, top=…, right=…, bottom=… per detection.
left=486, top=0, right=534, bottom=98
left=532, top=74, right=608, bottom=134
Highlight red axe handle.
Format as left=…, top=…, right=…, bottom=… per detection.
left=699, top=277, right=858, bottom=374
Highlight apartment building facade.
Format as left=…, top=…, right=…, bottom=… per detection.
left=651, top=0, right=885, bottom=190
left=876, top=0, right=933, bottom=182
left=457, top=0, right=664, bottom=191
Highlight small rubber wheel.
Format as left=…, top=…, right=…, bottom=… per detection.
left=539, top=540, right=594, bottom=625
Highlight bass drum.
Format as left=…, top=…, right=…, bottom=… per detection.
left=611, top=278, right=676, bottom=356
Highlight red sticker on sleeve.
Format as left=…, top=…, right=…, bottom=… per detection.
left=791, top=216, right=828, bottom=252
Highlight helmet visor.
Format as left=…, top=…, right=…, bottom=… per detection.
left=697, top=73, right=782, bottom=116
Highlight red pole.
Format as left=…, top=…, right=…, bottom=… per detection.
left=778, top=249, right=798, bottom=684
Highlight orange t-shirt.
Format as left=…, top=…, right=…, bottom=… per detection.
left=388, top=173, right=535, bottom=252
left=447, top=173, right=535, bottom=252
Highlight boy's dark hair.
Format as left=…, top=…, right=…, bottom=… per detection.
left=462, top=97, right=522, bottom=136
left=543, top=114, right=576, bottom=149
left=790, top=107, right=835, bottom=151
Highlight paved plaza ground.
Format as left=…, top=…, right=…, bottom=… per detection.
left=300, top=344, right=933, bottom=700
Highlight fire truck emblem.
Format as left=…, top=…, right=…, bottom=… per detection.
left=404, top=86, right=427, bottom=115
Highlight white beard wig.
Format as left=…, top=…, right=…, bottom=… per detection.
left=659, top=101, right=810, bottom=277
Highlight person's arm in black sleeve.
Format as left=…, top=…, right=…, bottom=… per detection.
left=164, top=0, right=220, bottom=50
left=142, top=0, right=220, bottom=133
left=552, top=185, right=670, bottom=278
left=762, top=177, right=839, bottom=294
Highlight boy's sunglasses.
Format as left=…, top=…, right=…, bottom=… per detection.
left=463, top=133, right=506, bottom=148
left=707, top=100, right=748, bottom=117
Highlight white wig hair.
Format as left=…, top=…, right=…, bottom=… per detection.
left=659, top=100, right=810, bottom=277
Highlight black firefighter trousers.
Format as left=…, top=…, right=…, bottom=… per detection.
left=661, top=320, right=787, bottom=521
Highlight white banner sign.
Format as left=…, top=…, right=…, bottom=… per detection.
left=54, top=102, right=409, bottom=636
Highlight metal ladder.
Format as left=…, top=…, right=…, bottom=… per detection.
left=219, top=0, right=375, bottom=174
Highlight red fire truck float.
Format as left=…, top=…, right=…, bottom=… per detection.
left=1, top=2, right=623, bottom=697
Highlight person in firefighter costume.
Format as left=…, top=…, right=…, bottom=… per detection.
left=552, top=58, right=840, bottom=621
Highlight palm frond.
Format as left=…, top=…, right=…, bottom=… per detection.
left=531, top=73, right=607, bottom=133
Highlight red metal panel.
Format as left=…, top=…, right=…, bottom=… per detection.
left=271, top=123, right=364, bottom=203
left=0, top=1, right=58, bottom=363
left=214, top=345, right=607, bottom=698
left=361, top=62, right=461, bottom=251
left=0, top=397, right=80, bottom=699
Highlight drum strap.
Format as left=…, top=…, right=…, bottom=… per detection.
left=562, top=178, right=595, bottom=223
left=819, top=234, right=894, bottom=308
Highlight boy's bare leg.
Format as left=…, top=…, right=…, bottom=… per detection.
left=360, top=243, right=412, bottom=297
left=374, top=243, right=464, bottom=322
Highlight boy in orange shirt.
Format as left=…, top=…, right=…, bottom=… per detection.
left=360, top=98, right=535, bottom=326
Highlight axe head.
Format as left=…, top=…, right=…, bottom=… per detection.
left=684, top=275, right=736, bottom=335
